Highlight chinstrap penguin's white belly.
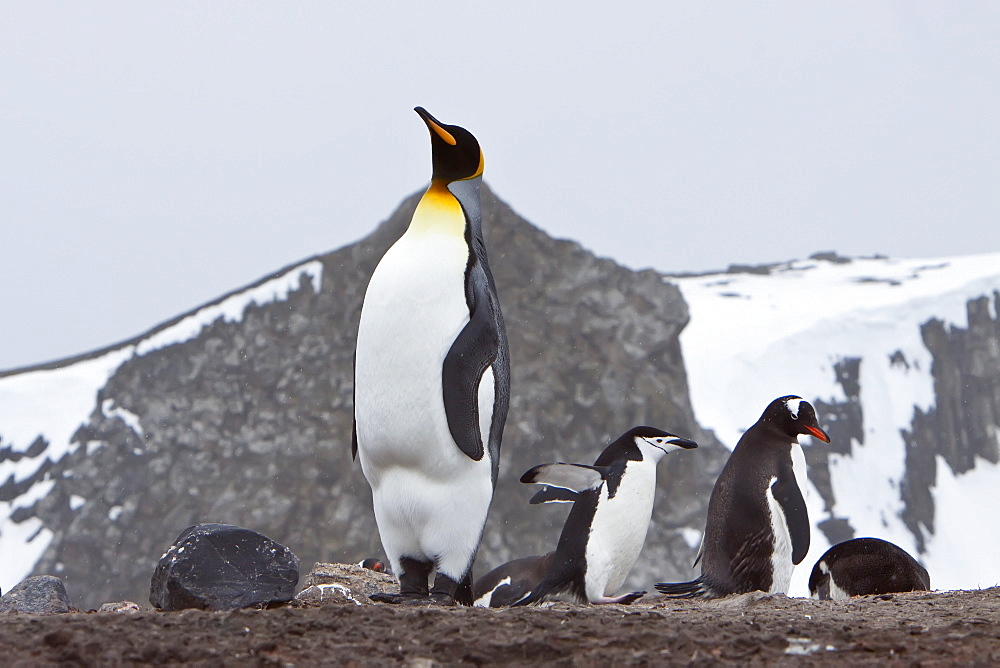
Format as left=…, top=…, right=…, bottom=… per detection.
left=584, top=462, right=656, bottom=599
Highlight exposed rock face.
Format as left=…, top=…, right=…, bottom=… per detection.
left=798, top=292, right=1000, bottom=556
left=806, top=357, right=864, bottom=546
left=15, top=185, right=728, bottom=608
left=901, top=293, right=1000, bottom=551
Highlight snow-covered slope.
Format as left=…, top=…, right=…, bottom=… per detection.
left=0, top=261, right=322, bottom=594
left=671, top=252, right=1000, bottom=596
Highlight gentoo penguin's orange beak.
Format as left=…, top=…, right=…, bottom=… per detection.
left=804, top=425, right=831, bottom=442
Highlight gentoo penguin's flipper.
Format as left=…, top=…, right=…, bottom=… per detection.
left=520, top=463, right=606, bottom=493
left=772, top=462, right=810, bottom=564
left=442, top=263, right=500, bottom=462
left=528, top=485, right=578, bottom=505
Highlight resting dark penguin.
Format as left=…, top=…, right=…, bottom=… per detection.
left=809, top=537, right=930, bottom=600
left=656, top=395, right=829, bottom=599
left=472, top=552, right=556, bottom=608
left=508, top=426, right=698, bottom=606
left=352, top=108, right=509, bottom=606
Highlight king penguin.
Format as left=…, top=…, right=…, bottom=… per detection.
left=508, top=426, right=697, bottom=606
left=809, top=537, right=930, bottom=600
left=352, top=107, right=510, bottom=606
left=656, top=396, right=829, bottom=599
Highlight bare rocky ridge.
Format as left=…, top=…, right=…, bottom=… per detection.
left=15, top=185, right=729, bottom=609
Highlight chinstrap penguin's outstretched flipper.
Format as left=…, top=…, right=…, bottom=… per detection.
left=656, top=396, right=829, bottom=599
left=513, top=427, right=697, bottom=606
left=353, top=108, right=509, bottom=606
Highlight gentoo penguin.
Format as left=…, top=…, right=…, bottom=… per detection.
left=656, top=395, right=829, bottom=599
left=357, top=558, right=388, bottom=574
left=511, top=426, right=698, bottom=606
left=472, top=552, right=556, bottom=608
left=352, top=107, right=510, bottom=606
left=809, top=537, right=930, bottom=600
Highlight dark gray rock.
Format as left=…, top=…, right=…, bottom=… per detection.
left=0, top=575, right=72, bottom=614
left=149, top=523, right=299, bottom=611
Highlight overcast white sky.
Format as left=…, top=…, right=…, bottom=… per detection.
left=2, top=2, right=998, bottom=371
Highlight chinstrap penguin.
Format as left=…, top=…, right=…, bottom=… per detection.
left=352, top=107, right=510, bottom=606
left=809, top=537, right=930, bottom=600
left=656, top=395, right=829, bottom=599
left=510, top=426, right=698, bottom=606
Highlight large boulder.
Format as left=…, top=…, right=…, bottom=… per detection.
left=0, top=575, right=72, bottom=614
left=149, top=523, right=299, bottom=611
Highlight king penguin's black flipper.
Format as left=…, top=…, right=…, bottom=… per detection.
left=442, top=264, right=500, bottom=462
left=351, top=352, right=358, bottom=460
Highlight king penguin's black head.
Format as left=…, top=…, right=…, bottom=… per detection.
left=415, top=107, right=484, bottom=182
left=763, top=395, right=831, bottom=442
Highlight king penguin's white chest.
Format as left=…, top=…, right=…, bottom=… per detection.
left=585, top=462, right=656, bottom=598
left=353, top=191, right=473, bottom=485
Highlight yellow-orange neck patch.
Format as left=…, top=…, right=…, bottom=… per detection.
left=407, top=181, right=466, bottom=237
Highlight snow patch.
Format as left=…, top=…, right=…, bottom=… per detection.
left=312, top=583, right=362, bottom=606
left=135, top=261, right=323, bottom=356
left=101, top=399, right=144, bottom=438
left=923, top=455, right=1000, bottom=591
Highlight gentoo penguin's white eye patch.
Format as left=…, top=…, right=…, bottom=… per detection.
left=785, top=397, right=802, bottom=419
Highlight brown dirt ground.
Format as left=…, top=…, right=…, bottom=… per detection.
left=1, top=587, right=997, bottom=666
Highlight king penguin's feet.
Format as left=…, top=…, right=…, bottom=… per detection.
left=368, top=558, right=463, bottom=606
left=428, top=572, right=465, bottom=607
